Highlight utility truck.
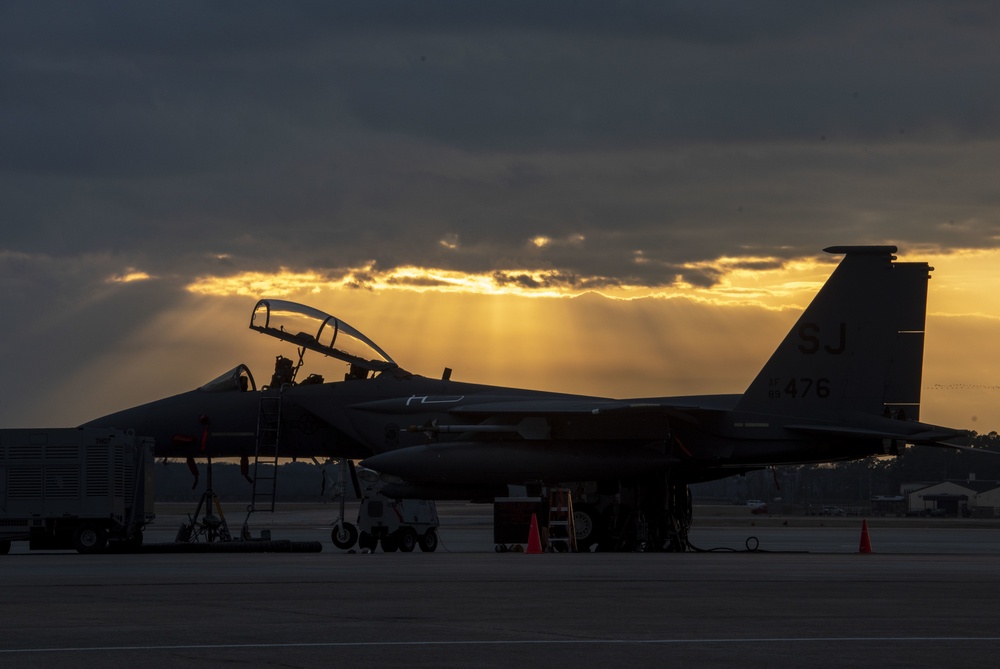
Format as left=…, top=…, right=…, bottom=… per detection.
left=0, top=428, right=154, bottom=554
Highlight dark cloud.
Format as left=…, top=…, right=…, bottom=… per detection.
left=2, top=1, right=1000, bottom=295
left=3, top=1, right=1000, bottom=427
left=491, top=270, right=587, bottom=291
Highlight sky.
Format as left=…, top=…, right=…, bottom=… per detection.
left=2, top=1, right=1000, bottom=432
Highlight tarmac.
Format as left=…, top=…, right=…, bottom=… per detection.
left=3, top=503, right=1000, bottom=668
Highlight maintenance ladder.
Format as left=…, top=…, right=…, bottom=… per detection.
left=248, top=387, right=283, bottom=516
left=547, top=488, right=577, bottom=552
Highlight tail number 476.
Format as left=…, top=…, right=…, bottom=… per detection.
left=768, top=377, right=831, bottom=399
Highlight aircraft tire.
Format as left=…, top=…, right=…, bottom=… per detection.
left=0, top=540, right=10, bottom=555
left=419, top=529, right=438, bottom=552
left=574, top=505, right=601, bottom=551
left=73, top=525, right=108, bottom=554
left=396, top=527, right=417, bottom=552
left=331, top=522, right=358, bottom=550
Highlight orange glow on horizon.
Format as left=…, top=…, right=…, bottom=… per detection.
left=899, top=248, right=1000, bottom=319
left=49, top=247, right=1000, bottom=432
left=185, top=254, right=843, bottom=311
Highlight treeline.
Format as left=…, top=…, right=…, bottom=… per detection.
left=692, top=431, right=1000, bottom=505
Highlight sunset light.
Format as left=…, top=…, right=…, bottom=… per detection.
left=171, top=247, right=1000, bottom=435
left=6, top=5, right=1000, bottom=651
left=107, top=269, right=153, bottom=284
left=185, top=254, right=839, bottom=307
left=4, top=4, right=1000, bottom=440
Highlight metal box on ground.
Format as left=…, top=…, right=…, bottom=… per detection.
left=0, top=428, right=155, bottom=554
left=493, top=496, right=546, bottom=547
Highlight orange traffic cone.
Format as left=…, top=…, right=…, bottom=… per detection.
left=526, top=513, right=543, bottom=554
left=858, top=519, right=873, bottom=554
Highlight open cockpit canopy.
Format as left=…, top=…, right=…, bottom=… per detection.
left=249, top=299, right=398, bottom=372
left=199, top=363, right=257, bottom=392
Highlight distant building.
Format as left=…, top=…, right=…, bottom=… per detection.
left=905, top=480, right=1000, bottom=517
left=972, top=486, right=1000, bottom=516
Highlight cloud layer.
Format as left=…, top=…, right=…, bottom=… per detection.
left=2, top=2, right=999, bottom=427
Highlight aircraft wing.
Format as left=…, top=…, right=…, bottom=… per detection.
left=357, top=395, right=699, bottom=486
left=349, top=394, right=733, bottom=433
left=785, top=423, right=974, bottom=448
left=448, top=398, right=708, bottom=425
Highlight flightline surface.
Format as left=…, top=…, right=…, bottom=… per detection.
left=3, top=504, right=1000, bottom=668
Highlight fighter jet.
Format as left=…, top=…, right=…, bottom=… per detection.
left=83, top=245, right=967, bottom=550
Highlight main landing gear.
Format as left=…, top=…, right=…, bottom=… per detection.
left=581, top=479, right=692, bottom=553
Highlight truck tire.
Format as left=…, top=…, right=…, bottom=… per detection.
left=396, top=527, right=417, bottom=552
left=418, top=528, right=439, bottom=552
left=73, top=526, right=108, bottom=554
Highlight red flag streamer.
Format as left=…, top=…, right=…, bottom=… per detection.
left=199, top=415, right=210, bottom=453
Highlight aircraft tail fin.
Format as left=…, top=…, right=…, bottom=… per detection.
left=736, top=246, right=931, bottom=421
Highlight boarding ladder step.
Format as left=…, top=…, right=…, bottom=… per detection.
left=249, top=386, right=283, bottom=514
left=547, top=487, right=577, bottom=552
